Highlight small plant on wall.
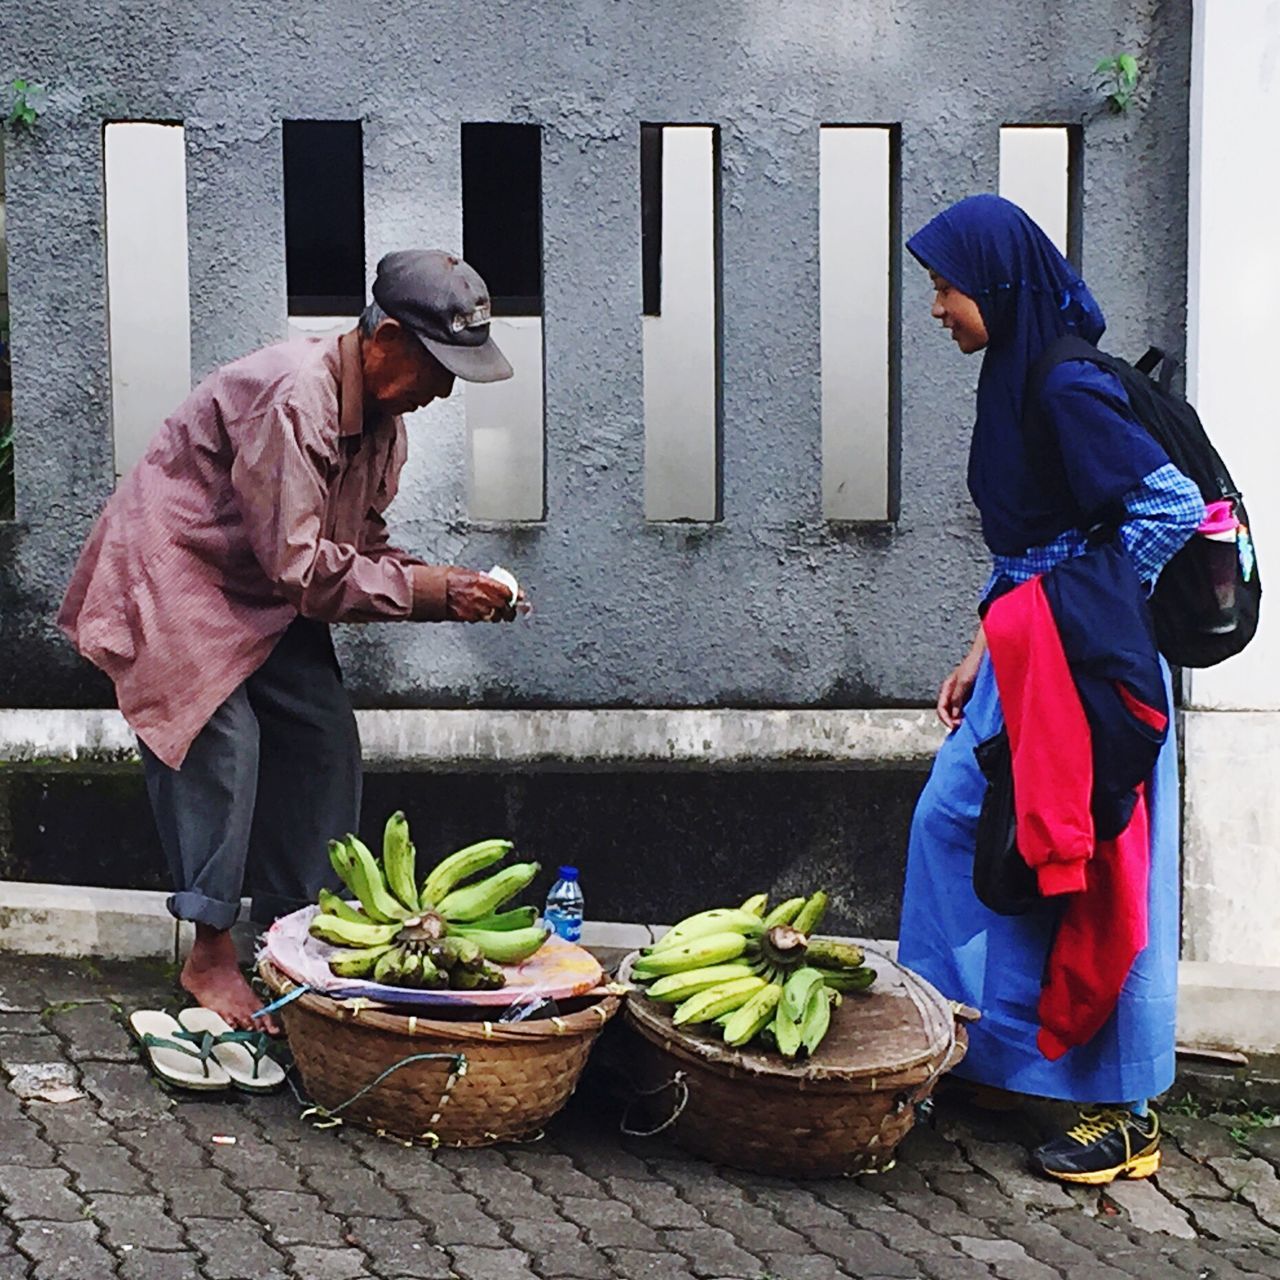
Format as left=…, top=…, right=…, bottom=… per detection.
left=6, top=79, right=47, bottom=131
left=1096, top=54, right=1140, bottom=113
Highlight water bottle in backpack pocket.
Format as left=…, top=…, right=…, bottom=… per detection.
left=1196, top=500, right=1242, bottom=634
left=1148, top=489, right=1258, bottom=663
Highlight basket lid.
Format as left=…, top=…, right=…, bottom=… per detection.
left=622, top=944, right=962, bottom=1085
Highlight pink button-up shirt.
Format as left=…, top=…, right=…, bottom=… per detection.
left=58, top=331, right=446, bottom=769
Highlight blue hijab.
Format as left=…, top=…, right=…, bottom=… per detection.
left=907, top=195, right=1155, bottom=556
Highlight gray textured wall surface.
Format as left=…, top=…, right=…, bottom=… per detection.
left=0, top=0, right=1191, bottom=712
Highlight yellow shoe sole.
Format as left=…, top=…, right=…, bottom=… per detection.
left=1039, top=1147, right=1161, bottom=1186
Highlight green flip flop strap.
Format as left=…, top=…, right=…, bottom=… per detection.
left=210, top=1029, right=274, bottom=1079
left=141, top=1028, right=218, bottom=1078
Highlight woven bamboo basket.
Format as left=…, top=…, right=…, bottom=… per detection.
left=617, top=946, right=970, bottom=1178
left=259, top=959, right=621, bottom=1145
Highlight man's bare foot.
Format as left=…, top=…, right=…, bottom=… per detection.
left=181, top=924, right=280, bottom=1035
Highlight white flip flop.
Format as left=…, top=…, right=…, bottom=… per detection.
left=129, top=1010, right=231, bottom=1092
left=176, top=1007, right=286, bottom=1095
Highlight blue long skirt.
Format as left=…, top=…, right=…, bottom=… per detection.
left=897, top=653, right=1179, bottom=1104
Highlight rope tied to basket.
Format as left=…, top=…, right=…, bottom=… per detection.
left=619, top=1070, right=689, bottom=1138
left=292, top=1049, right=468, bottom=1137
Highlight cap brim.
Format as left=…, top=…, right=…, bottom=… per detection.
left=421, top=334, right=514, bottom=384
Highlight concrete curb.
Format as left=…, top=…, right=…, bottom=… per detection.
left=0, top=706, right=946, bottom=772
left=0, top=882, right=180, bottom=962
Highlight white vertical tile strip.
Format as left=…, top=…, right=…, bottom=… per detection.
left=1186, top=0, right=1280, bottom=712
left=1180, top=0, right=1280, bottom=975
left=467, top=316, right=545, bottom=521
left=998, top=126, right=1069, bottom=255
left=820, top=126, right=891, bottom=521
left=104, top=123, right=192, bottom=479
left=643, top=126, right=718, bottom=522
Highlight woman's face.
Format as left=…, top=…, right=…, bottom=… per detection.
left=928, top=270, right=989, bottom=354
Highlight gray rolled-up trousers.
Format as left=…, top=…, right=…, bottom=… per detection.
left=138, top=616, right=361, bottom=930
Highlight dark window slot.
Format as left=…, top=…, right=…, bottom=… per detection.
left=641, top=123, right=663, bottom=316
left=462, top=124, right=542, bottom=317
left=283, top=120, right=366, bottom=317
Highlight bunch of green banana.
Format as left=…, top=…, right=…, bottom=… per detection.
left=309, top=812, right=551, bottom=990
left=630, top=888, right=878, bottom=1059
left=772, top=967, right=828, bottom=1058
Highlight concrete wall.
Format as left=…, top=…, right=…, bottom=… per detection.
left=1182, top=0, right=1280, bottom=968
left=0, top=0, right=1192, bottom=715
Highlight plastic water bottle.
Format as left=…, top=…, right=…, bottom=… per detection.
left=543, top=866, right=584, bottom=942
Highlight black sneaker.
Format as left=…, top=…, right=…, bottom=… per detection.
left=1029, top=1107, right=1161, bottom=1185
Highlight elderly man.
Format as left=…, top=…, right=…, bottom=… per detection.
left=59, top=250, right=521, bottom=1031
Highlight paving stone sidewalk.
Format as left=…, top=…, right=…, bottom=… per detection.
left=1, top=954, right=1278, bottom=1280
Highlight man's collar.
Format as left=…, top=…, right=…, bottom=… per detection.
left=338, top=329, right=365, bottom=437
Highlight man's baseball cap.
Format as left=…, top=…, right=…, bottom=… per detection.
left=371, top=249, right=513, bottom=383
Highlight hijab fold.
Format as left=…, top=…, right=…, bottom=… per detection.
left=907, top=195, right=1152, bottom=556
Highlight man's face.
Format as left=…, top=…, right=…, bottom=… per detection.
left=362, top=319, right=457, bottom=416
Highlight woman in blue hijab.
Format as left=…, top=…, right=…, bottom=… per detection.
left=898, top=195, right=1203, bottom=1184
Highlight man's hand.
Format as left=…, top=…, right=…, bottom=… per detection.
left=445, top=569, right=521, bottom=623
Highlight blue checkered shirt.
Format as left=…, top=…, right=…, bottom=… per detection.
left=985, top=463, right=1205, bottom=596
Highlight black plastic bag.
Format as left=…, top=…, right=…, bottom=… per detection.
left=972, top=730, right=1040, bottom=916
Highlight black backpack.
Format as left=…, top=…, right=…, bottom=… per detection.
left=1025, top=335, right=1260, bottom=668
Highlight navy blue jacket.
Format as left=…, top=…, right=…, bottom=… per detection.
left=985, top=541, right=1168, bottom=839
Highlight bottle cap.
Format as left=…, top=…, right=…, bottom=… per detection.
left=557, top=866, right=579, bottom=881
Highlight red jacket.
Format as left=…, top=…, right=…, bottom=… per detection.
left=984, top=577, right=1159, bottom=1061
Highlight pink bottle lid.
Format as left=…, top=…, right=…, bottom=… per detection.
left=1198, top=498, right=1237, bottom=537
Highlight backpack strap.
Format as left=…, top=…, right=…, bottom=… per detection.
left=1022, top=333, right=1110, bottom=480
left=1026, top=333, right=1113, bottom=400
left=1134, top=345, right=1178, bottom=392
left=1134, top=346, right=1164, bottom=376
left=1022, top=334, right=1125, bottom=533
